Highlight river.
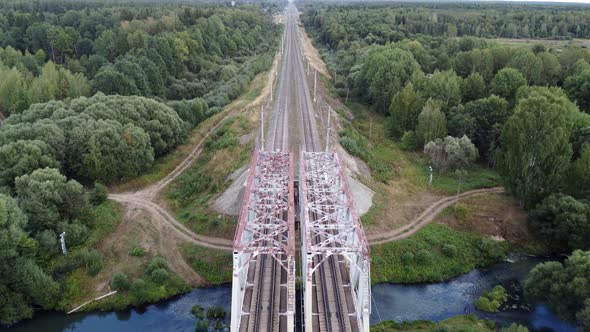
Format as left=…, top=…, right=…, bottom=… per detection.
left=2, top=257, right=577, bottom=332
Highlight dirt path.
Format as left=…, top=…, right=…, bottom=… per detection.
left=368, top=187, right=505, bottom=245
left=109, top=194, right=233, bottom=250
left=106, top=54, right=281, bottom=253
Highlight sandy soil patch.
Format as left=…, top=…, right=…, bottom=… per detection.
left=298, top=23, right=330, bottom=77
left=438, top=192, right=531, bottom=244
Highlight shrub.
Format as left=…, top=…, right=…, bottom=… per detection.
left=191, top=304, right=205, bottom=319
left=454, top=203, right=469, bottom=224
left=146, top=257, right=168, bottom=273
left=442, top=244, right=458, bottom=257
left=400, top=131, right=417, bottom=151
left=90, top=182, right=108, bottom=205
left=401, top=252, right=414, bottom=264
left=128, top=246, right=147, bottom=257
left=131, top=278, right=148, bottom=302
left=195, top=319, right=210, bottom=332
left=151, top=268, right=169, bottom=284
left=416, top=249, right=434, bottom=264
left=206, top=306, right=226, bottom=320
left=476, top=285, right=507, bottom=312
left=476, top=239, right=505, bottom=261
left=111, top=272, right=130, bottom=291
left=85, top=250, right=104, bottom=276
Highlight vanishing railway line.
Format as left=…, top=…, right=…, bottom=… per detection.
left=232, top=4, right=369, bottom=332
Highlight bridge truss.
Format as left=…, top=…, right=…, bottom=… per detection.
left=300, top=150, right=371, bottom=332
left=231, top=150, right=296, bottom=332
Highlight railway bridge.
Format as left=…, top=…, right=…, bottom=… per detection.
left=230, top=4, right=370, bottom=332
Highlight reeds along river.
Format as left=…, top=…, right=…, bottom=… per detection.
left=2, top=256, right=577, bottom=332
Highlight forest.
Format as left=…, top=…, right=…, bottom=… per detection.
left=0, top=0, right=279, bottom=325
left=302, top=2, right=590, bottom=327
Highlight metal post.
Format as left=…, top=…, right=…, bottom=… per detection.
left=313, top=70, right=317, bottom=103
left=325, top=106, right=331, bottom=152
left=260, top=106, right=265, bottom=151
left=59, top=232, right=67, bottom=256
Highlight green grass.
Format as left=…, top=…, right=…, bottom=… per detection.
left=182, top=244, right=233, bottom=285
left=85, top=200, right=123, bottom=248
left=371, top=224, right=508, bottom=284
left=341, top=100, right=500, bottom=194
left=166, top=116, right=252, bottom=237
left=372, top=315, right=496, bottom=332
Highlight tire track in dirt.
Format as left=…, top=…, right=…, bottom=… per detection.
left=368, top=187, right=505, bottom=245
left=108, top=55, right=281, bottom=253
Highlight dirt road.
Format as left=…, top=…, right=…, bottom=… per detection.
left=368, top=187, right=505, bottom=245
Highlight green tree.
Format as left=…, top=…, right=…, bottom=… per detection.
left=0, top=140, right=59, bottom=189
left=524, top=250, right=590, bottom=325
left=359, top=45, right=421, bottom=114
left=538, top=52, right=562, bottom=86
left=463, top=95, right=509, bottom=161
left=566, top=144, right=590, bottom=199
left=15, top=167, right=88, bottom=235
left=564, top=69, right=590, bottom=113
left=89, top=182, right=108, bottom=206
left=424, top=135, right=478, bottom=171
left=508, top=49, right=542, bottom=85
left=422, top=70, right=462, bottom=111
left=131, top=278, right=148, bottom=303
left=490, top=68, right=527, bottom=103
left=462, top=72, right=485, bottom=102
left=498, top=92, right=573, bottom=206
left=389, top=82, right=421, bottom=138
left=416, top=99, right=447, bottom=146
left=529, top=194, right=590, bottom=251
left=0, top=194, right=59, bottom=324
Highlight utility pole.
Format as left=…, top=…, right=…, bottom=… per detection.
left=60, top=232, right=67, bottom=256
left=325, top=106, right=331, bottom=152
left=313, top=69, right=317, bottom=103
left=260, top=106, right=265, bottom=151
left=270, top=76, right=273, bottom=103
left=307, top=61, right=310, bottom=75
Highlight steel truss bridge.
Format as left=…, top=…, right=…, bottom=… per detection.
left=230, top=3, right=370, bottom=332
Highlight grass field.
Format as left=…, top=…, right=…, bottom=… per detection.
left=182, top=244, right=233, bottom=285
left=373, top=315, right=497, bottom=332
left=343, top=101, right=500, bottom=195
left=371, top=224, right=507, bottom=284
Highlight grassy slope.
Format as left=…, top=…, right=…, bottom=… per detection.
left=372, top=315, right=496, bottom=332
left=371, top=224, right=507, bottom=284
left=182, top=244, right=233, bottom=285
left=56, top=201, right=191, bottom=312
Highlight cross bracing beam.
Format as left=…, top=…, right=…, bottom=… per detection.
left=231, top=150, right=296, bottom=332
left=300, top=150, right=371, bottom=332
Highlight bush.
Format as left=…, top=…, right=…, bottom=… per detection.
left=442, top=244, right=458, bottom=257
left=128, top=246, right=147, bottom=257
left=191, top=304, right=205, bottom=319
left=146, top=257, right=168, bottom=273
left=476, top=285, right=507, bottom=312
left=400, top=131, right=417, bottom=151
left=476, top=239, right=506, bottom=261
left=206, top=306, right=226, bottom=320
left=151, top=268, right=169, bottom=285
left=131, top=278, right=148, bottom=302
left=454, top=203, right=469, bottom=224
left=111, top=272, right=130, bottom=291
left=85, top=250, right=104, bottom=276
left=401, top=252, right=415, bottom=264
left=90, top=182, right=108, bottom=205
left=416, top=249, right=434, bottom=264
left=195, top=319, right=210, bottom=332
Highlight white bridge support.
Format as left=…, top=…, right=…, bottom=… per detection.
left=231, top=150, right=296, bottom=332
left=300, top=150, right=371, bottom=332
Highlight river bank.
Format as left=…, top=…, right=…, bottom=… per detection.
left=2, top=256, right=577, bottom=332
